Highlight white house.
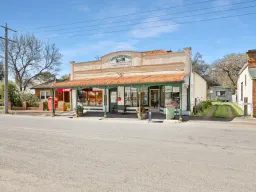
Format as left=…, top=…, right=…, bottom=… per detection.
left=237, top=50, right=256, bottom=117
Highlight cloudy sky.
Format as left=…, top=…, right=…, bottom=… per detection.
left=1, top=0, right=256, bottom=75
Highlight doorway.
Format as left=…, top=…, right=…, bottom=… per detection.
left=150, top=89, right=159, bottom=112
left=109, top=88, right=117, bottom=113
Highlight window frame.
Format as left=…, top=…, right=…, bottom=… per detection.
left=40, top=90, right=51, bottom=100
left=241, top=82, right=243, bottom=101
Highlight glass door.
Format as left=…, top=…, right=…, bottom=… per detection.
left=150, top=89, right=159, bottom=111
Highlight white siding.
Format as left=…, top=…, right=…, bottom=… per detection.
left=237, top=66, right=253, bottom=115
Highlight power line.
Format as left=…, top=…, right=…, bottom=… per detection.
left=31, top=0, right=256, bottom=34
left=42, top=4, right=256, bottom=37
left=44, top=12, right=256, bottom=40
left=22, top=0, right=215, bottom=31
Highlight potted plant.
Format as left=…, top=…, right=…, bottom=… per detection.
left=136, top=107, right=147, bottom=119
left=76, top=105, right=84, bottom=116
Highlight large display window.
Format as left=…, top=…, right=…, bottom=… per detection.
left=78, top=88, right=103, bottom=106
left=124, top=87, right=149, bottom=106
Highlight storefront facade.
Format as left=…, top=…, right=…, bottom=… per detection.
left=53, top=48, right=200, bottom=116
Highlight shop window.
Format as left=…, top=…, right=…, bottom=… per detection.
left=141, top=87, right=148, bottom=106
left=124, top=87, right=137, bottom=107
left=78, top=89, right=103, bottom=106
left=40, top=90, right=50, bottom=100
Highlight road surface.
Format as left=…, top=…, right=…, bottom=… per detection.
left=0, top=115, right=256, bottom=192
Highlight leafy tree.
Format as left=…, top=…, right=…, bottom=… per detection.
left=36, top=72, right=56, bottom=82
left=213, top=53, right=247, bottom=91
left=60, top=74, right=69, bottom=80
left=191, top=52, right=210, bottom=76
left=0, top=81, right=21, bottom=106
left=0, top=34, right=62, bottom=91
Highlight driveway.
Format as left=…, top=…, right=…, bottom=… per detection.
left=0, top=115, right=256, bottom=191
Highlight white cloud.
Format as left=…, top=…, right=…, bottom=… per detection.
left=129, top=16, right=179, bottom=38
left=61, top=40, right=138, bottom=60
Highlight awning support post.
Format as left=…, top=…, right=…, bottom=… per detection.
left=179, top=84, right=182, bottom=121
left=52, top=88, right=55, bottom=117
left=104, top=87, right=107, bottom=118
left=76, top=88, right=78, bottom=115
left=138, top=86, right=141, bottom=120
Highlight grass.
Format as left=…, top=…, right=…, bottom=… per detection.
left=212, top=102, right=243, bottom=117
left=0, top=106, right=4, bottom=110
left=213, top=105, right=229, bottom=118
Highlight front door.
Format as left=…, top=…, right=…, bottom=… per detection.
left=109, top=88, right=117, bottom=113
left=150, top=89, right=159, bottom=112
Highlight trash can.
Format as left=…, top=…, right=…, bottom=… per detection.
left=48, top=97, right=58, bottom=111
left=166, top=105, right=175, bottom=120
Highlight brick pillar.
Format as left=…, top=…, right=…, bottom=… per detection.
left=23, top=102, right=27, bottom=110
left=253, top=80, right=256, bottom=118
left=8, top=102, right=12, bottom=110
left=39, top=102, right=44, bottom=111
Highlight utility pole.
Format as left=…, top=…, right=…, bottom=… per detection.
left=0, top=23, right=16, bottom=114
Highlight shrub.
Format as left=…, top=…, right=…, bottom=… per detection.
left=19, top=92, right=40, bottom=107
left=0, top=81, right=22, bottom=106
left=66, top=102, right=70, bottom=109
left=43, top=101, right=48, bottom=111
left=194, top=101, right=212, bottom=114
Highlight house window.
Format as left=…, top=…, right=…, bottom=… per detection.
left=40, top=90, right=51, bottom=100
left=216, top=91, right=225, bottom=96
left=78, top=88, right=103, bottom=106
left=241, top=82, right=243, bottom=101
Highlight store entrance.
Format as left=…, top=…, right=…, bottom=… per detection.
left=150, top=89, right=159, bottom=112
left=109, top=88, right=118, bottom=113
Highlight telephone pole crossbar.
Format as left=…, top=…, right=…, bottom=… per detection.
left=0, top=23, right=16, bottom=114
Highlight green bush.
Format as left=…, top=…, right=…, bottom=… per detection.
left=19, top=92, right=40, bottom=107
left=194, top=101, right=212, bottom=114
left=43, top=101, right=48, bottom=111
left=0, top=81, right=22, bottom=106
left=66, top=102, right=70, bottom=109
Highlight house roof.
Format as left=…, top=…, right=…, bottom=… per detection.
left=52, top=73, right=186, bottom=88
left=249, top=68, right=256, bottom=79
left=30, top=80, right=55, bottom=89
left=142, top=49, right=170, bottom=56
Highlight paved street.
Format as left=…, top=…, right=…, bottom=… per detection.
left=0, top=115, right=256, bottom=192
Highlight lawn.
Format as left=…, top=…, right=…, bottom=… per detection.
left=213, top=105, right=229, bottom=118
left=212, top=102, right=243, bottom=117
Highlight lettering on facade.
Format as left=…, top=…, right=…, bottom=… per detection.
left=109, top=55, right=132, bottom=68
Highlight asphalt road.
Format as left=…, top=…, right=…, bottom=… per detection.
left=0, top=115, right=256, bottom=192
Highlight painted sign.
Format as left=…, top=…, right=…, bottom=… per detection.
left=109, top=54, right=132, bottom=68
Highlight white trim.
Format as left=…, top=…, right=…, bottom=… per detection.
left=40, top=90, right=50, bottom=100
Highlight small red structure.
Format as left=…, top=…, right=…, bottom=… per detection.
left=48, top=97, right=58, bottom=111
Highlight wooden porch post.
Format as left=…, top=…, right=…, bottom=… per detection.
left=52, top=88, right=55, bottom=117
left=138, top=86, right=141, bottom=120
left=179, top=84, right=182, bottom=121
left=76, top=88, right=78, bottom=115
left=104, top=87, right=107, bottom=118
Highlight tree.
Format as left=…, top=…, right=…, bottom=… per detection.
left=60, top=74, right=69, bottom=80
left=0, top=62, right=3, bottom=81
left=213, top=53, right=247, bottom=91
left=191, top=52, right=210, bottom=76
left=0, top=34, right=62, bottom=91
left=0, top=81, right=21, bottom=106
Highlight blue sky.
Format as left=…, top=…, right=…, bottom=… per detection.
left=1, top=0, right=256, bottom=76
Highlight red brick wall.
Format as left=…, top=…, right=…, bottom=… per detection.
left=248, top=58, right=256, bottom=68
left=253, top=80, right=256, bottom=117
